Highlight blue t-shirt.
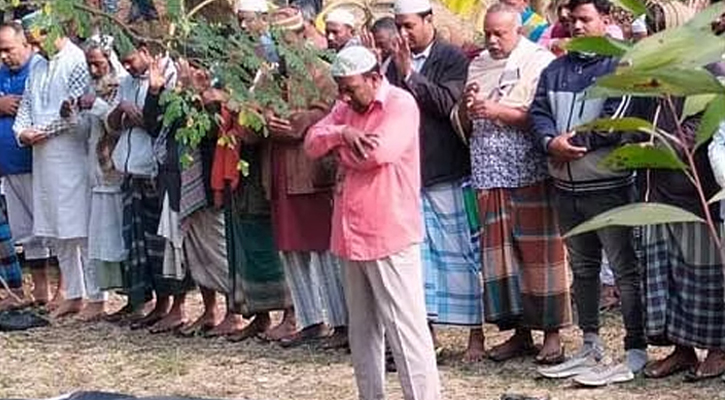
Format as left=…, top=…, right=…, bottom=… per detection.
left=0, top=53, right=40, bottom=176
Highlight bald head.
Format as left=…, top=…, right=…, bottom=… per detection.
left=484, top=4, right=523, bottom=59
left=0, top=23, right=32, bottom=70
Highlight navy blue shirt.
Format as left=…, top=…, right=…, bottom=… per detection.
left=0, top=53, right=40, bottom=176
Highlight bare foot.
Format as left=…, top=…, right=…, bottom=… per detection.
left=47, top=289, right=66, bottom=312
left=0, top=290, right=29, bottom=311
left=463, top=328, right=485, bottom=363
left=50, top=299, right=84, bottom=319
left=261, top=312, right=296, bottom=341
left=207, top=313, right=247, bottom=337
left=488, top=329, right=537, bottom=362
left=536, top=331, right=564, bottom=365
left=149, top=307, right=188, bottom=334
left=76, top=302, right=107, bottom=322
left=227, top=313, right=271, bottom=342
left=179, top=308, right=223, bottom=337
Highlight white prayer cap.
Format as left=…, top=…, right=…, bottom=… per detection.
left=325, top=8, right=356, bottom=27
left=394, top=0, right=432, bottom=14
left=331, top=46, right=378, bottom=77
left=235, top=0, right=268, bottom=13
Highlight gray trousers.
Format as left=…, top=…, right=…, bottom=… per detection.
left=556, top=186, right=646, bottom=350
left=344, top=244, right=440, bottom=400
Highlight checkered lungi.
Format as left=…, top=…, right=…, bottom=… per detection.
left=643, top=222, right=725, bottom=349
left=479, top=181, right=571, bottom=331
left=422, top=179, right=483, bottom=326
left=0, top=198, right=22, bottom=289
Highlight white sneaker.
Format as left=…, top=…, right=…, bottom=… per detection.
left=537, top=349, right=601, bottom=379
left=573, top=362, right=635, bottom=387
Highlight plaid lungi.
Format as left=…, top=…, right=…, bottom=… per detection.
left=225, top=184, right=291, bottom=317
left=122, top=177, right=191, bottom=308
left=422, top=179, right=483, bottom=326
left=0, top=200, right=22, bottom=290
left=643, top=222, right=725, bottom=349
left=479, top=181, right=571, bottom=331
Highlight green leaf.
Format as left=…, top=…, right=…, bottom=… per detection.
left=565, top=37, right=631, bottom=57
left=682, top=94, right=717, bottom=121
left=574, top=117, right=656, bottom=134
left=611, top=0, right=646, bottom=17
left=708, top=188, right=725, bottom=204
left=600, top=144, right=687, bottom=171
left=564, top=203, right=704, bottom=238
left=695, top=94, right=725, bottom=150
left=620, top=4, right=725, bottom=71
left=237, top=159, right=250, bottom=177
left=591, top=67, right=725, bottom=97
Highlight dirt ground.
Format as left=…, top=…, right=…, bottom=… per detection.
left=1, top=292, right=725, bottom=400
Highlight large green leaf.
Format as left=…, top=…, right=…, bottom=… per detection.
left=695, top=94, right=725, bottom=149
left=708, top=188, right=725, bottom=204
left=600, top=144, right=687, bottom=171
left=564, top=203, right=704, bottom=238
left=590, top=67, right=725, bottom=97
left=565, top=37, right=631, bottom=57
left=574, top=117, right=657, bottom=134
left=682, top=94, right=717, bottom=121
left=612, top=0, right=647, bottom=17
left=619, top=4, right=725, bottom=71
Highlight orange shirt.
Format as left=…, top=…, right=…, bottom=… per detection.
left=304, top=80, right=422, bottom=261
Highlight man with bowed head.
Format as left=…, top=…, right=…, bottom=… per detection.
left=305, top=45, right=441, bottom=400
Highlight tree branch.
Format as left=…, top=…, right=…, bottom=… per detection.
left=664, top=95, right=723, bottom=254
left=72, top=2, right=166, bottom=47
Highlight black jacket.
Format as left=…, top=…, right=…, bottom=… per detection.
left=627, top=97, right=720, bottom=221
left=386, top=39, right=470, bottom=187
left=144, top=92, right=216, bottom=212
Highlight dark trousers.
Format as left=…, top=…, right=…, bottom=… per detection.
left=556, top=186, right=646, bottom=350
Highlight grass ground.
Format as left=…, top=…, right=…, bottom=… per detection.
left=1, top=292, right=725, bottom=400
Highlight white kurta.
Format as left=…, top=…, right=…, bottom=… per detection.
left=13, top=41, right=91, bottom=239
left=84, top=98, right=127, bottom=262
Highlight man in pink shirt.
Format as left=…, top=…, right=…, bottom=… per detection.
left=305, top=45, right=441, bottom=400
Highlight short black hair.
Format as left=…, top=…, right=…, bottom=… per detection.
left=567, top=0, right=611, bottom=15
left=371, top=16, right=397, bottom=33
left=417, top=9, right=433, bottom=19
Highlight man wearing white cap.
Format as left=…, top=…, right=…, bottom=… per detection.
left=305, top=46, right=441, bottom=400
left=324, top=8, right=360, bottom=52
left=386, top=0, right=481, bottom=358
left=235, top=0, right=279, bottom=64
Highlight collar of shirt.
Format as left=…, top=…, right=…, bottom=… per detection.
left=373, top=78, right=392, bottom=108
left=411, top=40, right=434, bottom=73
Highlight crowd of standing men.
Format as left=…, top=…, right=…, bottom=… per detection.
left=1, top=0, right=725, bottom=399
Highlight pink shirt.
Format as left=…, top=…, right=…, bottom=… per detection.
left=304, top=80, right=422, bottom=261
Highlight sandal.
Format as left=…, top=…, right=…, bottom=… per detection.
left=488, top=340, right=540, bottom=362
left=684, top=351, right=725, bottom=382
left=644, top=353, right=698, bottom=379
left=149, top=319, right=188, bottom=335
left=534, top=347, right=566, bottom=365
left=280, top=324, right=331, bottom=348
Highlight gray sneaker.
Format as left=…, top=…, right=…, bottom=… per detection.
left=573, top=362, right=635, bottom=387
left=537, top=349, right=601, bottom=379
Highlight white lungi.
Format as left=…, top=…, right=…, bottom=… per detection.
left=344, top=244, right=441, bottom=400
